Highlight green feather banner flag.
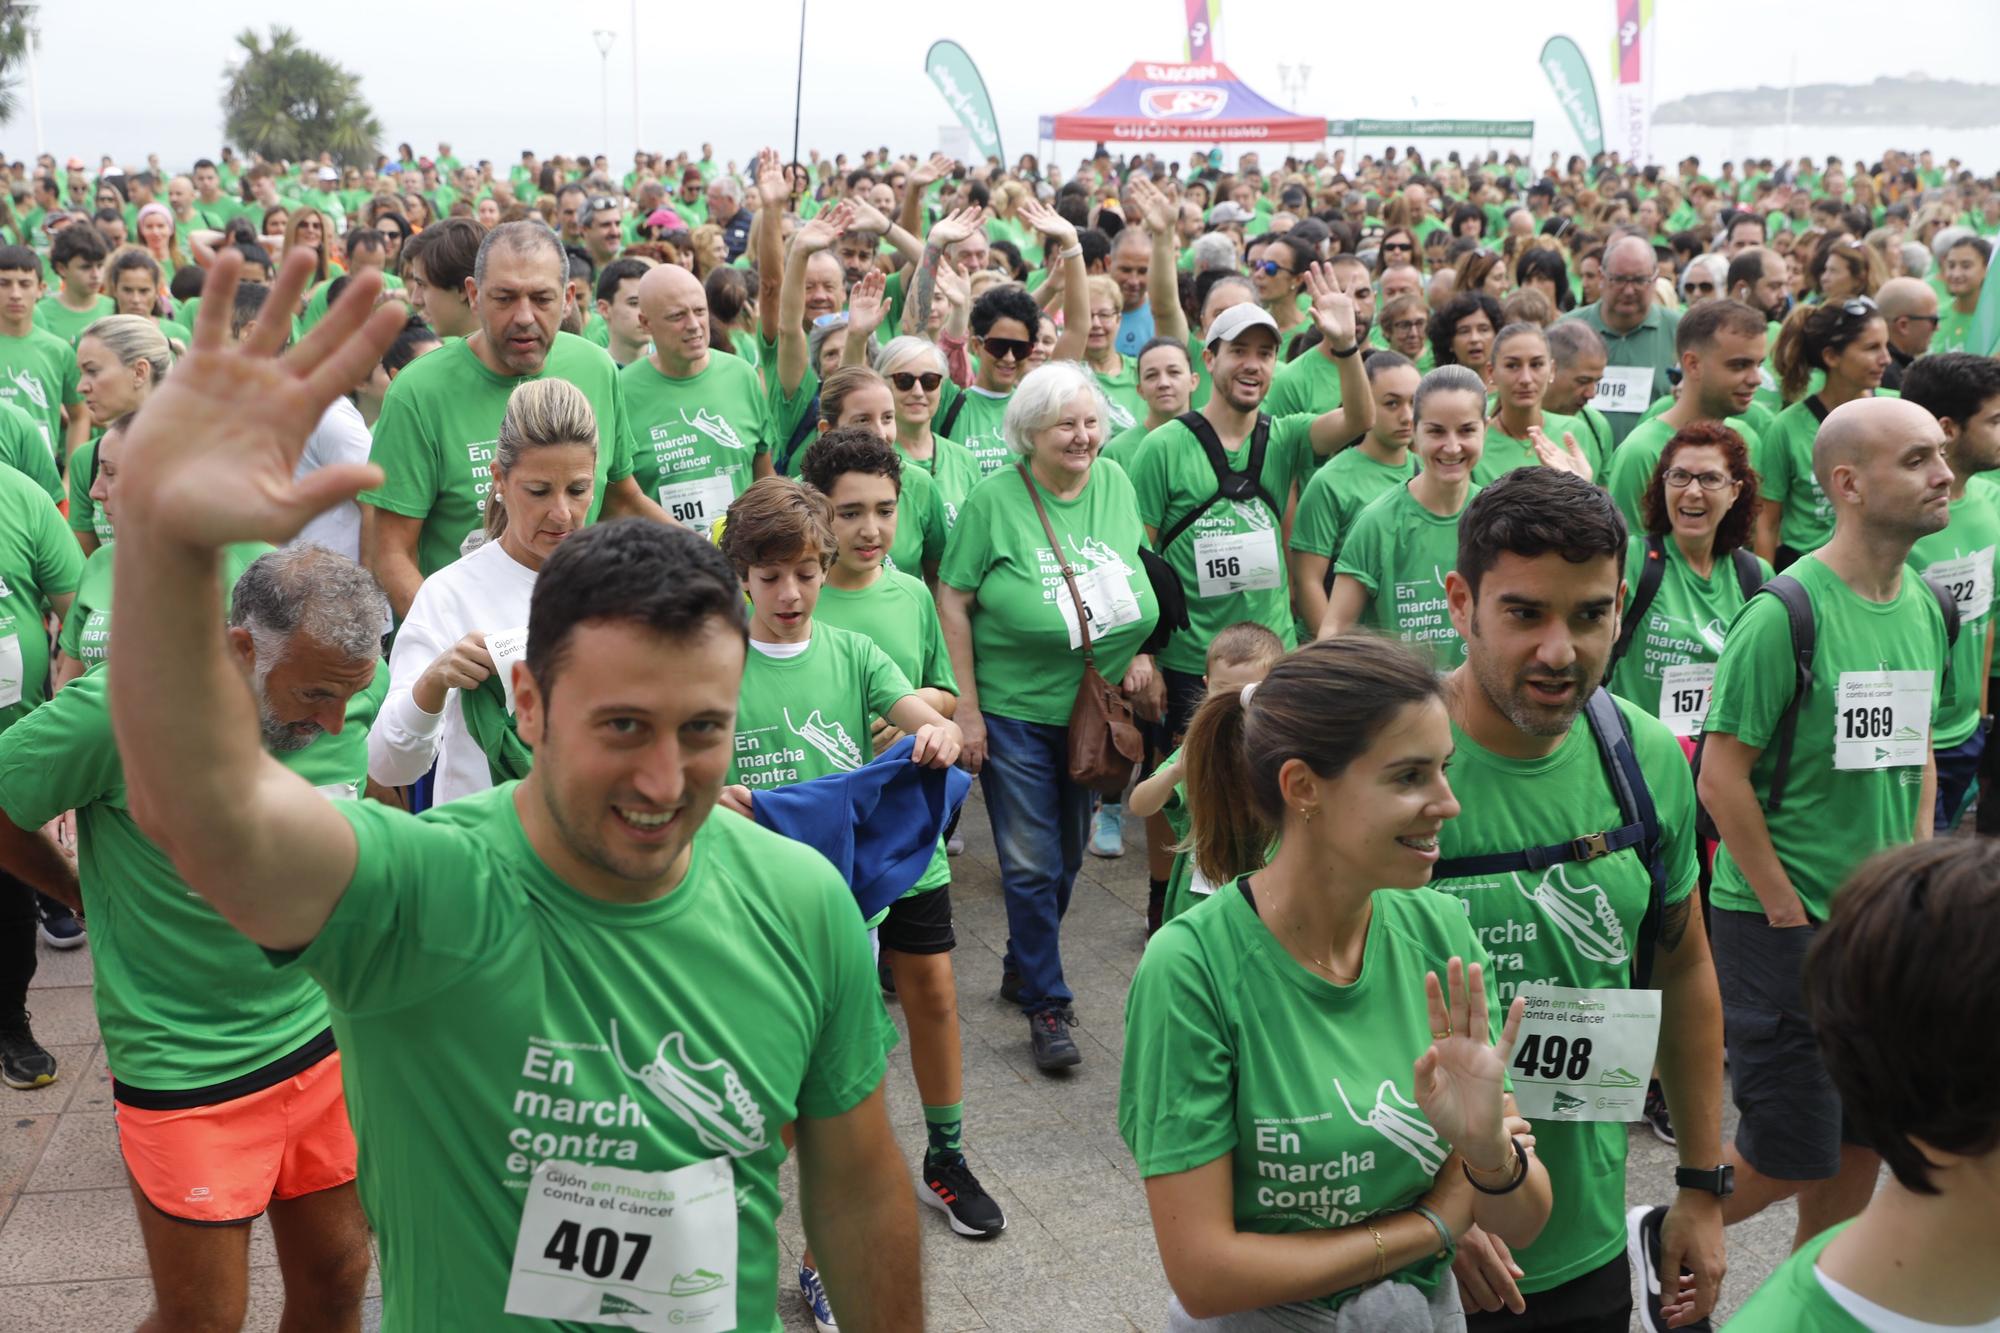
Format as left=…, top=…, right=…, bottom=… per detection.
left=1539, top=36, right=1605, bottom=160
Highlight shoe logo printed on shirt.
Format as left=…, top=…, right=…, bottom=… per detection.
left=1334, top=1077, right=1448, bottom=1175
left=1697, top=617, right=1728, bottom=655
left=609, top=1022, right=769, bottom=1159
left=6, top=368, right=45, bottom=412
left=785, top=706, right=864, bottom=772
left=667, top=1268, right=726, bottom=1297
left=1514, top=864, right=1628, bottom=967
left=1070, top=534, right=1134, bottom=577
left=681, top=407, right=746, bottom=452
left=1233, top=498, right=1276, bottom=532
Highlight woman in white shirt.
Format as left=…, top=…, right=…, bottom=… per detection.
left=367, top=379, right=598, bottom=804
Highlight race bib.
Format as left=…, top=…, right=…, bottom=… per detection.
left=0, top=634, right=19, bottom=708
left=1927, top=548, right=1994, bottom=623
left=659, top=474, right=736, bottom=531
left=1055, top=563, right=1143, bottom=651
left=1658, top=662, right=1716, bottom=738
left=1507, top=984, right=1662, bottom=1122
left=1833, top=670, right=1932, bottom=770
left=1593, top=365, right=1653, bottom=415
left=460, top=527, right=489, bottom=558
left=505, top=1157, right=739, bottom=1331
left=487, top=626, right=530, bottom=716
left=1193, top=527, right=1282, bottom=599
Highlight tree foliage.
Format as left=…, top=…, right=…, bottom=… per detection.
left=222, top=26, right=380, bottom=165
left=0, top=4, right=39, bottom=127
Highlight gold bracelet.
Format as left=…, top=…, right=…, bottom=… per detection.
left=1367, top=1221, right=1386, bottom=1282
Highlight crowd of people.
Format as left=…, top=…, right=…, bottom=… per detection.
left=0, top=131, right=1994, bottom=1333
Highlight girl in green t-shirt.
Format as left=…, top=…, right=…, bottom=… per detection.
left=1120, top=636, right=1551, bottom=1329
left=1765, top=298, right=1895, bottom=562
left=1478, top=323, right=1593, bottom=487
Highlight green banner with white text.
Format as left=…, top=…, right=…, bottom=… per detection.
left=1538, top=36, right=1604, bottom=159
left=1325, top=119, right=1533, bottom=139
left=925, top=40, right=1004, bottom=164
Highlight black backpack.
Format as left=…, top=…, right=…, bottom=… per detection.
left=1156, top=411, right=1283, bottom=553
left=1432, top=689, right=1669, bottom=990
left=1605, top=535, right=1768, bottom=676
left=1690, top=571, right=1959, bottom=814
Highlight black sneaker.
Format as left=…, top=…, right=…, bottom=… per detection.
left=1028, top=1008, right=1081, bottom=1071
left=921, top=1152, right=1006, bottom=1238
left=1643, top=1079, right=1675, bottom=1147
left=1627, top=1203, right=1712, bottom=1333
left=37, top=903, right=85, bottom=951
left=878, top=958, right=897, bottom=998
left=0, top=1013, right=57, bottom=1089
left=998, top=966, right=1023, bottom=1006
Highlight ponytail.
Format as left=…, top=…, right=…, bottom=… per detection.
left=1772, top=302, right=1816, bottom=405
left=1182, top=689, right=1268, bottom=887
left=485, top=379, right=599, bottom=539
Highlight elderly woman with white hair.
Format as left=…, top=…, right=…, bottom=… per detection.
left=937, top=361, right=1162, bottom=1071
left=875, top=334, right=982, bottom=530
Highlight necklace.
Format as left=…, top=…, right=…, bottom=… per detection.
left=1252, top=879, right=1362, bottom=984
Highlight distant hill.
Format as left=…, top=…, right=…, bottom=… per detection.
left=1655, top=73, right=2000, bottom=128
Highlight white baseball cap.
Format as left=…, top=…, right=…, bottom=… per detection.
left=1203, top=302, right=1281, bottom=348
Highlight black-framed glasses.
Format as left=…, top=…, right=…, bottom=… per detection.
left=1382, top=240, right=1414, bottom=251
left=1388, top=318, right=1428, bottom=335
left=1663, top=467, right=1735, bottom=491
left=889, top=371, right=944, bottom=392
left=1904, top=313, right=1943, bottom=326
left=981, top=336, right=1032, bottom=362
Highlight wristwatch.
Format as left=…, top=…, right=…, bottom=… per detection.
left=1675, top=1165, right=1735, bottom=1197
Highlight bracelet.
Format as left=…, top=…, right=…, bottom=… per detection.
left=1463, top=1136, right=1529, bottom=1195
left=1366, top=1221, right=1386, bottom=1282
left=1329, top=341, right=1359, bottom=358
left=1059, top=243, right=1083, bottom=260
left=1411, top=1204, right=1454, bottom=1260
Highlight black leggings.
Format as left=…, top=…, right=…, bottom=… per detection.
left=0, top=869, right=39, bottom=1021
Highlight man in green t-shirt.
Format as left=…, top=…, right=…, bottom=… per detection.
left=0, top=547, right=385, bottom=1328
left=1699, top=397, right=1953, bottom=1266
left=622, top=263, right=771, bottom=532
left=1542, top=321, right=1615, bottom=464
left=1726, top=839, right=2000, bottom=1333
left=1433, top=470, right=1727, bottom=1332
left=1559, top=235, right=1682, bottom=448
left=363, top=222, right=668, bottom=618
left=188, top=158, right=239, bottom=231
left=591, top=256, right=651, bottom=368
left=0, top=245, right=89, bottom=462
left=99, top=251, right=922, bottom=1332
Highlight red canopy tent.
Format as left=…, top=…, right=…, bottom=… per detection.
left=1038, top=61, right=1323, bottom=144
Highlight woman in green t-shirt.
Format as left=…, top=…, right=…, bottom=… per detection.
left=937, top=362, right=1162, bottom=1071
left=1120, top=636, right=1550, bottom=1330
left=1763, top=297, right=1893, bottom=564
left=875, top=335, right=981, bottom=533
left=70, top=315, right=172, bottom=558
left=1426, top=290, right=1503, bottom=390
left=1478, top=323, right=1593, bottom=486
left=1607, top=422, right=1771, bottom=738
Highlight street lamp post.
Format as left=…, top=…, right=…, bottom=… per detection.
left=592, top=30, right=617, bottom=159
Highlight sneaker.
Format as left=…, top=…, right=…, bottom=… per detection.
left=877, top=958, right=896, bottom=998
left=0, top=1013, right=57, bottom=1090
left=945, top=832, right=966, bottom=857
left=921, top=1152, right=1007, bottom=1238
left=1627, top=1203, right=1712, bottom=1333
left=998, top=965, right=1024, bottom=1006
left=1028, top=1007, right=1081, bottom=1071
left=37, top=906, right=84, bottom=951
left=1643, top=1079, right=1675, bottom=1147
left=1089, top=803, right=1125, bottom=858
left=798, top=1260, right=837, bottom=1333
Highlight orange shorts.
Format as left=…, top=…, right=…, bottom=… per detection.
left=115, top=1050, right=356, bottom=1224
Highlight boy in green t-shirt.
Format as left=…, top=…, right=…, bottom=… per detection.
left=32, top=223, right=114, bottom=347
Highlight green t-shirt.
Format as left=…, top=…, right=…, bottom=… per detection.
left=0, top=667, right=384, bottom=1091
left=283, top=785, right=894, bottom=1332
left=363, top=334, right=635, bottom=577
left=729, top=622, right=914, bottom=791
left=0, top=467, right=81, bottom=734
left=1152, top=744, right=1204, bottom=925
left=57, top=539, right=271, bottom=669
left=815, top=569, right=958, bottom=896
left=0, top=398, right=60, bottom=503
left=620, top=354, right=771, bottom=532
left=1289, top=446, right=1417, bottom=565
left=67, top=435, right=114, bottom=546
left=1723, top=1224, right=1876, bottom=1331
left=1430, top=693, right=1698, bottom=1293
left=1264, top=345, right=1347, bottom=423
left=1560, top=304, right=1681, bottom=447
left=582, top=313, right=609, bottom=349
left=1604, top=414, right=1764, bottom=532
left=1335, top=483, right=1478, bottom=666
left=1119, top=883, right=1497, bottom=1312
left=1935, top=300, right=1978, bottom=356
left=932, top=381, right=1015, bottom=479
left=938, top=460, right=1160, bottom=726
left=896, top=436, right=981, bottom=533
left=1134, top=414, right=1307, bottom=675
left=0, top=324, right=84, bottom=458
left=755, top=331, right=819, bottom=477
left=879, top=461, right=947, bottom=579
left=1706, top=556, right=1948, bottom=921
left=1908, top=489, right=2000, bottom=748
left=1608, top=536, right=1772, bottom=731
left=32, top=294, right=115, bottom=347
left=1092, top=358, right=1146, bottom=436
left=1473, top=412, right=1594, bottom=488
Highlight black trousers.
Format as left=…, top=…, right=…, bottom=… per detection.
left=0, top=868, right=40, bottom=1021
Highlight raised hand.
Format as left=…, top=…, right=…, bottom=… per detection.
left=846, top=269, right=888, bottom=338
left=117, top=248, right=404, bottom=550
left=1302, top=262, right=1358, bottom=348
left=1128, top=176, right=1176, bottom=236
left=845, top=193, right=892, bottom=235
left=934, top=256, right=970, bottom=312
left=754, top=147, right=790, bottom=211
left=1018, top=197, right=1079, bottom=252
left=909, top=153, right=954, bottom=189
left=1411, top=957, right=1523, bottom=1174
left=793, top=200, right=854, bottom=255
left=1529, top=425, right=1594, bottom=482
left=926, top=205, right=986, bottom=251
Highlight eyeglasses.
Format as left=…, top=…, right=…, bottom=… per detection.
left=889, top=371, right=944, bottom=392
left=1663, top=467, right=1735, bottom=491
left=1903, top=313, right=1943, bottom=326
left=1604, top=273, right=1653, bottom=288
left=1382, top=240, right=1414, bottom=252
left=981, top=336, right=1033, bottom=362
left=1251, top=259, right=1294, bottom=276
left=1388, top=318, right=1428, bottom=335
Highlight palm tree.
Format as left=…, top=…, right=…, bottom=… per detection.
left=0, top=3, right=40, bottom=127
left=222, top=26, right=381, bottom=166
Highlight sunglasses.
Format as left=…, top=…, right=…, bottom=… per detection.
left=889, top=371, right=944, bottom=392
left=1682, top=281, right=1716, bottom=295
left=981, top=336, right=1033, bottom=362
left=1382, top=240, right=1414, bottom=251
left=1251, top=259, right=1294, bottom=276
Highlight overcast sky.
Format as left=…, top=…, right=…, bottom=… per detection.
left=19, top=0, right=2000, bottom=171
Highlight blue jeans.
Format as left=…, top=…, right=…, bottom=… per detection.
left=1935, top=718, right=1988, bottom=831
left=978, top=712, right=1092, bottom=1013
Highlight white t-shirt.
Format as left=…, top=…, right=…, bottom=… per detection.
left=367, top=537, right=538, bottom=804
left=1818, top=1266, right=2000, bottom=1333
left=291, top=396, right=373, bottom=561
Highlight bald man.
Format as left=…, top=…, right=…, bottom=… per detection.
left=1876, top=276, right=1942, bottom=392
left=620, top=262, right=775, bottom=529
left=1698, top=395, right=1954, bottom=1252
left=1562, top=233, right=1683, bottom=445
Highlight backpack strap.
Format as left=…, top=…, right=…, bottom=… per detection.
left=1156, top=410, right=1281, bottom=553
left=1758, top=574, right=1816, bottom=814
left=938, top=391, right=968, bottom=440
left=1607, top=534, right=1667, bottom=676
left=1730, top=546, right=1768, bottom=600
left=1921, top=572, right=1962, bottom=651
